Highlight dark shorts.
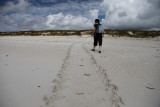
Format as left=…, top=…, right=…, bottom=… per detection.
left=94, top=33, right=102, bottom=46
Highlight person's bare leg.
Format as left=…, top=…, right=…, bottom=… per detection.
left=92, top=46, right=96, bottom=51
left=93, top=46, right=96, bottom=50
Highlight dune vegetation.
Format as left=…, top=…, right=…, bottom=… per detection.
left=0, top=30, right=159, bottom=38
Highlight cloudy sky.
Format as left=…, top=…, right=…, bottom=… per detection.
left=0, top=0, right=160, bottom=31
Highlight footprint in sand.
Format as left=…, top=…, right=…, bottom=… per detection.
left=76, top=93, right=84, bottom=95
left=145, top=83, right=155, bottom=89
left=52, top=79, right=57, bottom=83
left=84, top=74, right=91, bottom=76
left=57, top=74, right=63, bottom=78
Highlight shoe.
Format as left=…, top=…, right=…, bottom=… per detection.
left=99, top=51, right=101, bottom=53
left=91, top=49, right=95, bottom=51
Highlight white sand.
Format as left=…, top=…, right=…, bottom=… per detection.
left=0, top=36, right=160, bottom=107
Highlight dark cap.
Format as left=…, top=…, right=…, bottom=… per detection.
left=95, top=19, right=100, bottom=23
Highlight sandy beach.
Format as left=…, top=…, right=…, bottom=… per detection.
left=0, top=36, right=160, bottom=107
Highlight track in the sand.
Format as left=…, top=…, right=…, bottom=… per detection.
left=42, top=38, right=124, bottom=107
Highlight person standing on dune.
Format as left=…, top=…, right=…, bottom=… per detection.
left=92, top=19, right=104, bottom=53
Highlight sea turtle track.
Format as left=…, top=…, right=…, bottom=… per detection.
left=42, top=42, right=77, bottom=106
left=42, top=38, right=124, bottom=107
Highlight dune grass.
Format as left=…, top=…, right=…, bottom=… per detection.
left=0, top=30, right=159, bottom=38
left=104, top=30, right=160, bottom=38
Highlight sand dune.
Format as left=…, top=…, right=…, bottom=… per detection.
left=0, top=36, right=160, bottom=107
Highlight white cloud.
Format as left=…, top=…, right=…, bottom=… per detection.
left=88, top=9, right=99, bottom=22
left=46, top=12, right=93, bottom=30
left=0, top=11, right=95, bottom=31
left=0, top=0, right=30, bottom=14
left=0, top=15, right=15, bottom=25
left=101, top=0, right=160, bottom=30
